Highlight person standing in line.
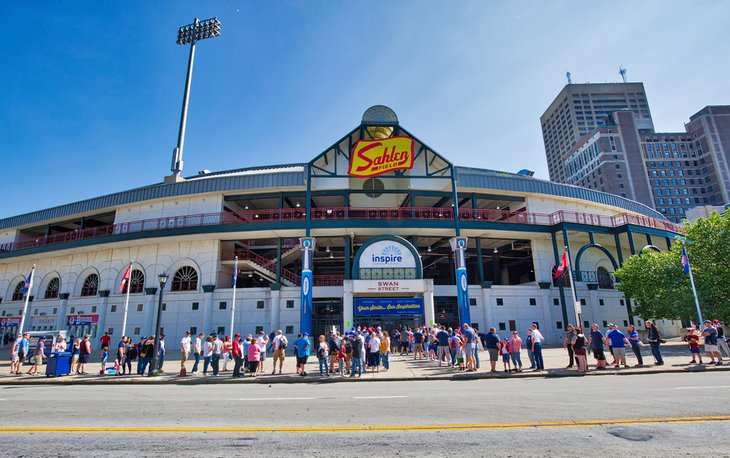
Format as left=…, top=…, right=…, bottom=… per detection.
left=573, top=327, right=588, bottom=373
left=337, top=337, right=348, bottom=375
left=350, top=331, right=364, bottom=378
left=221, top=335, right=232, bottom=372
left=26, top=336, right=46, bottom=376
left=242, top=335, right=252, bottom=374
left=448, top=331, right=459, bottom=368
left=54, top=336, right=67, bottom=352
left=399, top=328, right=410, bottom=355
left=530, top=324, right=545, bottom=371
left=15, top=334, right=30, bottom=375
left=138, top=336, right=155, bottom=375
left=701, top=320, right=723, bottom=365
left=683, top=327, right=703, bottom=364
left=180, top=330, right=191, bottom=375
left=509, top=331, right=523, bottom=372
left=607, top=325, right=630, bottom=368
left=294, top=333, right=310, bottom=377
left=116, top=337, right=127, bottom=376
left=246, top=336, right=260, bottom=377
left=645, top=320, right=664, bottom=365
left=99, top=345, right=109, bottom=375
left=10, top=335, right=21, bottom=375
left=78, top=335, right=92, bottom=375
left=605, top=324, right=617, bottom=366
left=715, top=320, right=730, bottom=359
left=271, top=330, right=288, bottom=375
left=563, top=325, right=576, bottom=368
left=123, top=337, right=136, bottom=375
left=69, top=338, right=81, bottom=375
left=380, top=331, right=391, bottom=372
left=256, top=331, right=269, bottom=374
left=317, top=335, right=330, bottom=377
left=627, top=324, right=643, bottom=367
left=201, top=335, right=212, bottom=375
left=210, top=333, right=223, bottom=376
left=327, top=332, right=339, bottom=374
left=436, top=326, right=450, bottom=366
left=368, top=330, right=381, bottom=373
left=588, top=324, right=607, bottom=370
left=99, top=332, right=111, bottom=350
left=191, top=333, right=203, bottom=374
left=499, top=338, right=512, bottom=373
left=525, top=329, right=535, bottom=370
left=156, top=334, right=166, bottom=372
left=412, top=327, right=425, bottom=360
left=483, top=328, right=500, bottom=373
left=462, top=324, right=477, bottom=372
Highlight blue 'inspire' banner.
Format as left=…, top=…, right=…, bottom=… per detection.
left=354, top=298, right=424, bottom=316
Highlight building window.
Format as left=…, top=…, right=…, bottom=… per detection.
left=44, top=277, right=60, bottom=299
left=285, top=325, right=294, bottom=334
left=190, top=326, right=197, bottom=335
left=219, top=301, right=227, bottom=310
left=171, top=266, right=198, bottom=291
left=597, top=267, right=614, bottom=289
left=620, top=299, right=625, bottom=306
left=161, top=303, right=166, bottom=311
left=218, top=326, right=225, bottom=336
left=256, top=300, right=265, bottom=309
left=136, top=304, right=143, bottom=312
left=496, top=298, right=504, bottom=306
left=255, top=326, right=263, bottom=334
left=70, top=306, right=75, bottom=314
left=107, top=328, right=114, bottom=335
left=111, top=305, right=117, bottom=313
left=469, top=298, right=477, bottom=306
left=133, top=327, right=141, bottom=335
left=192, top=302, right=199, bottom=311
left=81, top=274, right=99, bottom=297
left=529, top=298, right=537, bottom=306
left=498, top=322, right=506, bottom=331
left=52, top=308, right=57, bottom=314
left=123, top=270, right=145, bottom=294
left=286, top=300, right=294, bottom=309
left=603, top=320, right=608, bottom=327
left=599, top=299, right=604, bottom=306
left=583, top=320, right=590, bottom=329
left=91, top=306, right=97, bottom=313
left=11, top=282, right=24, bottom=301
left=553, top=298, right=560, bottom=306
left=580, top=298, right=587, bottom=306
left=556, top=322, right=563, bottom=330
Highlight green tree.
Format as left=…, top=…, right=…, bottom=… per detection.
left=616, top=211, right=730, bottom=323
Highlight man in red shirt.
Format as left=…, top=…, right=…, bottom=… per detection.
left=100, top=332, right=111, bottom=348
left=232, top=333, right=243, bottom=378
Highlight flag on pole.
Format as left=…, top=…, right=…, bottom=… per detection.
left=554, top=251, right=569, bottom=278
left=681, top=247, right=691, bottom=276
left=119, top=264, right=132, bottom=292
left=232, top=257, right=239, bottom=287
left=21, top=269, right=34, bottom=295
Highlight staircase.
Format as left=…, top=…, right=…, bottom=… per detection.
left=235, top=248, right=300, bottom=287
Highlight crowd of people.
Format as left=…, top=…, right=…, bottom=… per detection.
left=6, top=319, right=728, bottom=377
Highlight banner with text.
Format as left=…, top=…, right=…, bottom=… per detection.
left=354, top=298, right=424, bottom=316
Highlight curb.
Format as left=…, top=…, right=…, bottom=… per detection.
left=1, top=365, right=727, bottom=385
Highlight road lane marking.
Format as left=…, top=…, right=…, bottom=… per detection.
left=675, top=385, right=730, bottom=390
left=352, top=396, right=408, bottom=399
left=236, top=397, right=316, bottom=401
left=2, top=415, right=729, bottom=433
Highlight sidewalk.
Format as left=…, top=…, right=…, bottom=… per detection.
left=1, top=340, right=727, bottom=385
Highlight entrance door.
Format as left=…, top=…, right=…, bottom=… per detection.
left=311, top=300, right=343, bottom=338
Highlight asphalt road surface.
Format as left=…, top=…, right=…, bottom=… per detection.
left=1, top=372, right=729, bottom=456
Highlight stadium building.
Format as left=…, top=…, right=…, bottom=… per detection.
left=0, top=106, right=684, bottom=346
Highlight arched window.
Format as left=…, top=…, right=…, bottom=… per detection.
left=45, top=277, right=60, bottom=299
left=122, top=270, right=145, bottom=294
left=12, top=281, right=25, bottom=301
left=597, top=266, right=614, bottom=289
left=81, top=274, right=99, bottom=296
left=171, top=266, right=198, bottom=291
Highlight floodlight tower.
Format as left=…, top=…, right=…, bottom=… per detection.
left=166, top=17, right=221, bottom=183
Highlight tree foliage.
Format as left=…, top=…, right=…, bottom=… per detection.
left=616, top=211, right=730, bottom=323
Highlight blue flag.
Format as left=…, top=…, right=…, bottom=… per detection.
left=681, top=247, right=690, bottom=276
left=21, top=269, right=34, bottom=295
left=232, top=258, right=239, bottom=287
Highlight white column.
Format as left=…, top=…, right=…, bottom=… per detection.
left=343, top=280, right=353, bottom=331
left=143, top=290, right=157, bottom=336
left=423, top=279, right=435, bottom=327
left=481, top=287, right=493, bottom=328
left=270, top=288, right=281, bottom=331
left=202, top=292, right=214, bottom=335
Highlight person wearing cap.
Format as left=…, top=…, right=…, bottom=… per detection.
left=210, top=333, right=223, bottom=376
left=350, top=331, right=364, bottom=378
left=272, top=330, right=288, bottom=375
left=627, top=324, right=643, bottom=367
left=180, top=331, right=191, bottom=373
left=26, top=336, right=46, bottom=376
left=702, top=320, right=723, bottom=366
left=294, top=333, right=310, bottom=376
left=256, top=331, right=269, bottom=374
left=715, top=320, right=730, bottom=359
left=191, top=333, right=204, bottom=374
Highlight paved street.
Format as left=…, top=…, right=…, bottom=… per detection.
left=0, top=371, right=729, bottom=456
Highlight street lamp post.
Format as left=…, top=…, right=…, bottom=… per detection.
left=166, top=17, right=221, bottom=183
left=149, top=272, right=169, bottom=376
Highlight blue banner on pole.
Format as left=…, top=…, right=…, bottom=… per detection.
left=354, top=298, right=424, bottom=316
left=456, top=267, right=471, bottom=325
left=300, top=270, right=313, bottom=335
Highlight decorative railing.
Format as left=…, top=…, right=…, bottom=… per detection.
left=0, top=207, right=681, bottom=254
left=576, top=270, right=617, bottom=288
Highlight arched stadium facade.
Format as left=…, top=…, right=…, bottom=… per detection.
left=0, top=106, right=684, bottom=346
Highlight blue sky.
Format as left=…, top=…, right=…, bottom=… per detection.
left=1, top=1, right=729, bottom=219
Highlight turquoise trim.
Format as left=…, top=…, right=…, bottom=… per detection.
left=351, top=235, right=423, bottom=280
left=574, top=243, right=619, bottom=273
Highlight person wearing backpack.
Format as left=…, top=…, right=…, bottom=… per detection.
left=271, top=329, right=288, bottom=375
left=317, top=335, right=330, bottom=377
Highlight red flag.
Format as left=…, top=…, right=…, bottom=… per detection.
left=119, top=265, right=131, bottom=293
left=554, top=251, right=569, bottom=278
